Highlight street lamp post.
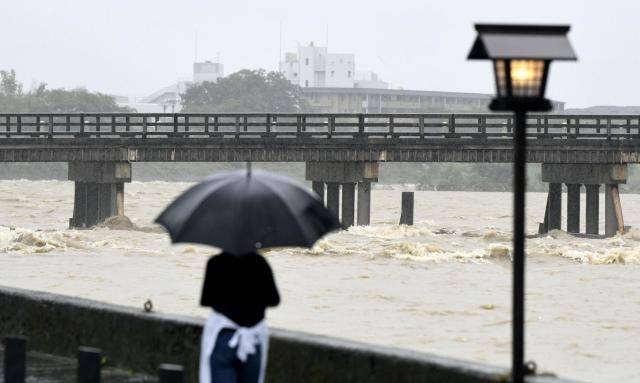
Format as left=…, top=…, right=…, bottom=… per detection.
left=467, top=24, right=576, bottom=383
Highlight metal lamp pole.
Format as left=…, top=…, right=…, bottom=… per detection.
left=468, top=23, right=577, bottom=383
left=512, top=109, right=527, bottom=383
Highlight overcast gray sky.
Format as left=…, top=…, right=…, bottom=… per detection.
left=2, top=0, right=638, bottom=107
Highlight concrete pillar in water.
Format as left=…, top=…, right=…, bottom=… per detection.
left=547, top=183, right=562, bottom=231
left=542, top=163, right=627, bottom=237
left=116, top=183, right=125, bottom=217
left=605, top=184, right=616, bottom=237
left=613, top=184, right=625, bottom=234
left=312, top=181, right=325, bottom=204
left=399, top=192, right=414, bottom=225
left=604, top=184, right=624, bottom=237
left=539, top=194, right=550, bottom=234
left=305, top=162, right=378, bottom=229
left=341, top=183, right=355, bottom=228
left=326, top=182, right=340, bottom=219
left=68, top=162, right=131, bottom=228
left=74, top=183, right=116, bottom=227
left=357, top=181, right=371, bottom=226
left=566, top=184, right=581, bottom=233
left=585, top=184, right=600, bottom=235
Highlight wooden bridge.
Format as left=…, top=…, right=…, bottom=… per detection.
left=0, top=113, right=637, bottom=233
left=0, top=113, right=639, bottom=163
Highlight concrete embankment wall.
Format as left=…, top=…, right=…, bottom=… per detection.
left=0, top=286, right=576, bottom=383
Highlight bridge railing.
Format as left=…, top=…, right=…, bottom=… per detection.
left=1, top=113, right=639, bottom=140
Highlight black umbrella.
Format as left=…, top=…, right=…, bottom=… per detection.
left=155, top=168, right=340, bottom=255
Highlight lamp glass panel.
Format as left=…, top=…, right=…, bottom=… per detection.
left=493, top=60, right=508, bottom=98
left=509, top=60, right=545, bottom=98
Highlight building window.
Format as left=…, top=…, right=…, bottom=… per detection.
left=331, top=70, right=335, bottom=77
left=293, top=72, right=298, bottom=77
left=347, top=71, right=351, bottom=78
left=305, top=58, right=309, bottom=66
left=305, top=80, right=309, bottom=87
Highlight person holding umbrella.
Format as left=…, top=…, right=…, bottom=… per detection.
left=156, top=166, right=340, bottom=383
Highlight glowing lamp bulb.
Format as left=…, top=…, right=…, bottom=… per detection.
left=512, top=66, right=534, bottom=81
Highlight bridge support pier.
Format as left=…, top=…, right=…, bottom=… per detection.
left=306, top=162, right=378, bottom=228
left=312, top=181, right=325, bottom=204
left=566, top=184, right=581, bottom=233
left=540, top=164, right=627, bottom=237
left=547, top=183, right=562, bottom=231
left=585, top=184, right=600, bottom=235
left=399, top=192, right=414, bottom=225
left=326, top=183, right=340, bottom=219
left=68, top=162, right=131, bottom=228
left=605, top=184, right=624, bottom=237
left=357, top=182, right=371, bottom=226
left=341, top=183, right=356, bottom=228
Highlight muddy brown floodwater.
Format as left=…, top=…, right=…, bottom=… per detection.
left=1, top=180, right=639, bottom=382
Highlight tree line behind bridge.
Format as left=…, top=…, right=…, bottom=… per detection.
left=0, top=68, right=307, bottom=114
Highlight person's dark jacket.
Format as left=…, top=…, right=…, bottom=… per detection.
left=200, top=252, right=280, bottom=327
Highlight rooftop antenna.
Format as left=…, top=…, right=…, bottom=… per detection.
left=194, top=29, right=198, bottom=62
left=279, top=20, right=283, bottom=65
left=325, top=23, right=329, bottom=48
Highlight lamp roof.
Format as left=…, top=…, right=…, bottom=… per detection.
left=468, top=24, right=577, bottom=61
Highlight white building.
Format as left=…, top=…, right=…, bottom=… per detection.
left=142, top=80, right=190, bottom=112
left=140, top=60, right=224, bottom=112
left=193, top=61, right=224, bottom=84
left=279, top=42, right=355, bottom=88
left=354, top=71, right=389, bottom=89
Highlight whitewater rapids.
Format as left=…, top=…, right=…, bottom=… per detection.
left=1, top=180, right=639, bottom=382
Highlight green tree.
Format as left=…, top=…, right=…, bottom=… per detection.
left=0, top=69, right=23, bottom=96
left=0, top=69, right=133, bottom=113
left=181, top=69, right=307, bottom=113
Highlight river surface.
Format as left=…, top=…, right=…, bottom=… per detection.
left=1, top=179, right=639, bottom=382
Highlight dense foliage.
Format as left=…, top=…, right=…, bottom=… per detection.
left=0, top=69, right=132, bottom=113
left=181, top=69, right=307, bottom=113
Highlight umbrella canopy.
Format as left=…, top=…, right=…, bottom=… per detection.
left=155, top=169, right=341, bottom=255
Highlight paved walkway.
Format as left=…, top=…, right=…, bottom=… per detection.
left=0, top=348, right=156, bottom=382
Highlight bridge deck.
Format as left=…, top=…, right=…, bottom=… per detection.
left=1, top=113, right=639, bottom=163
